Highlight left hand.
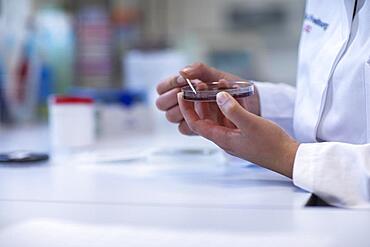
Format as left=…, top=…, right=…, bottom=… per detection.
left=155, top=63, right=260, bottom=135
left=177, top=91, right=299, bottom=178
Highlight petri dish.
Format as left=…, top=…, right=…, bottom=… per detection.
left=181, top=80, right=254, bottom=102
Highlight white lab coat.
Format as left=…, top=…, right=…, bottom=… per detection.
left=256, top=0, right=370, bottom=208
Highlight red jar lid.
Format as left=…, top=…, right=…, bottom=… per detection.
left=51, top=96, right=94, bottom=104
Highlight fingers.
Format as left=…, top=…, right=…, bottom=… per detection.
left=177, top=92, right=199, bottom=123
left=165, top=105, right=183, bottom=123
left=216, top=92, right=258, bottom=132
left=194, top=101, right=212, bottom=120
left=156, top=76, right=186, bottom=95
left=156, top=63, right=241, bottom=97
left=179, top=62, right=227, bottom=82
left=178, top=120, right=196, bottom=136
left=156, top=88, right=181, bottom=111
left=177, top=92, right=236, bottom=150
left=223, top=118, right=237, bottom=129
left=196, top=119, right=238, bottom=151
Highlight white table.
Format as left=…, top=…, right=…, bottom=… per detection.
left=0, top=125, right=309, bottom=208
left=0, top=125, right=369, bottom=246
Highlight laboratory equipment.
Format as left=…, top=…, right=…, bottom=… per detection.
left=0, top=151, right=48, bottom=163
left=49, top=96, right=96, bottom=155
left=182, top=81, right=254, bottom=102
left=185, top=78, right=197, bottom=94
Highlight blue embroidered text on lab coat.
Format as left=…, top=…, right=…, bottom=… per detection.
left=304, top=14, right=329, bottom=31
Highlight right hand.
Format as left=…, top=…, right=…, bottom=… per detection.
left=155, top=62, right=261, bottom=135
left=177, top=91, right=298, bottom=178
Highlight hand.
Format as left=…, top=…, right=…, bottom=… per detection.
left=156, top=62, right=261, bottom=135
left=177, top=91, right=299, bottom=178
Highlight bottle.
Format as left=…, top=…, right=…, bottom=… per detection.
left=48, top=95, right=96, bottom=159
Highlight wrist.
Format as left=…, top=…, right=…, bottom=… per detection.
left=282, top=141, right=300, bottom=178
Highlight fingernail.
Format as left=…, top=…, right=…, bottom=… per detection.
left=177, top=92, right=183, bottom=100
left=181, top=67, right=193, bottom=78
left=182, top=67, right=192, bottom=74
left=177, top=76, right=185, bottom=84
left=217, top=92, right=232, bottom=108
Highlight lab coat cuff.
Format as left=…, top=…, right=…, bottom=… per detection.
left=292, top=143, right=317, bottom=193
left=253, top=81, right=295, bottom=119
left=254, top=81, right=296, bottom=136
left=253, top=81, right=273, bottom=118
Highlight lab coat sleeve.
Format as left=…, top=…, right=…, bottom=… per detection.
left=293, top=142, right=370, bottom=208
left=254, top=82, right=296, bottom=136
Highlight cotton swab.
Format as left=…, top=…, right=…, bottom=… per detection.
left=185, top=78, right=197, bottom=94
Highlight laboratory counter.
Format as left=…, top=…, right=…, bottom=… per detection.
left=0, top=125, right=369, bottom=246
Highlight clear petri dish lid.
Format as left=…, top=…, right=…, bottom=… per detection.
left=181, top=80, right=254, bottom=102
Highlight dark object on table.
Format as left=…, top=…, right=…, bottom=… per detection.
left=0, top=151, right=49, bottom=163
left=305, top=194, right=333, bottom=207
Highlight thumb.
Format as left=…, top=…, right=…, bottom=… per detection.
left=179, top=62, right=225, bottom=82
left=216, top=92, right=257, bottom=131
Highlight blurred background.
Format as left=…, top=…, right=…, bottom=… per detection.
left=0, top=0, right=305, bottom=138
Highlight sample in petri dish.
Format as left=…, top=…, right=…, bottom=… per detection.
left=181, top=80, right=254, bottom=102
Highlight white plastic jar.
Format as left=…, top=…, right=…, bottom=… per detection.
left=49, top=96, right=96, bottom=154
